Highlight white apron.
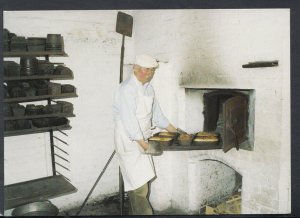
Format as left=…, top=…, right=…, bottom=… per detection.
left=114, top=88, right=155, bottom=191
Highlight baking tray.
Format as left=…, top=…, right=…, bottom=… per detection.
left=152, top=132, right=223, bottom=151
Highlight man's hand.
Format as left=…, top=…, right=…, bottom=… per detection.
left=165, top=124, right=187, bottom=134
left=144, top=141, right=163, bottom=156
left=136, top=139, right=163, bottom=155
left=177, top=128, right=187, bottom=134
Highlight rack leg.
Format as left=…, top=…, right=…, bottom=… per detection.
left=48, top=96, right=56, bottom=176
left=119, top=168, right=124, bottom=215
left=49, top=129, right=56, bottom=175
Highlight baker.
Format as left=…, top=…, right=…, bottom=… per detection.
left=113, top=54, right=182, bottom=215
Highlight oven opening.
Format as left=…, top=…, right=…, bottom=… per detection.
left=203, top=89, right=255, bottom=152
left=185, top=88, right=255, bottom=153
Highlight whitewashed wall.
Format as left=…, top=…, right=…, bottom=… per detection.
left=4, top=10, right=135, bottom=211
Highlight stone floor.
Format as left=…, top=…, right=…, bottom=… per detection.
left=59, top=195, right=124, bottom=216
left=58, top=194, right=186, bottom=216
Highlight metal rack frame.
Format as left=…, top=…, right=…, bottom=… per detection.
left=4, top=50, right=77, bottom=209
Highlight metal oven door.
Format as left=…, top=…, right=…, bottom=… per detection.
left=222, top=95, right=248, bottom=153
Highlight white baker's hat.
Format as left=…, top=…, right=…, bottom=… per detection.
left=135, top=54, right=158, bottom=68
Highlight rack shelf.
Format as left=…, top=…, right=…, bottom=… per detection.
left=4, top=92, right=78, bottom=103
left=4, top=124, right=72, bottom=137
left=4, top=113, right=75, bottom=121
left=4, top=74, right=74, bottom=81
left=4, top=175, right=77, bottom=210
left=4, top=51, right=68, bottom=57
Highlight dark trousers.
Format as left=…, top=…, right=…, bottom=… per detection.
left=128, top=183, right=153, bottom=215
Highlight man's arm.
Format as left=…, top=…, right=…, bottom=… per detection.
left=136, top=139, right=149, bottom=151
left=151, top=95, right=182, bottom=134
left=165, top=123, right=178, bottom=133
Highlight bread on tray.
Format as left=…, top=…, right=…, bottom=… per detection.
left=158, top=132, right=179, bottom=137
left=196, top=131, right=218, bottom=137
left=149, top=136, right=173, bottom=146
left=149, top=136, right=173, bottom=142
left=193, top=136, right=219, bottom=142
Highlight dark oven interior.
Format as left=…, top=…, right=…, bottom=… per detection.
left=202, top=90, right=254, bottom=152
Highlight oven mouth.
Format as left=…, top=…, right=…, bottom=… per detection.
left=185, top=88, right=255, bottom=152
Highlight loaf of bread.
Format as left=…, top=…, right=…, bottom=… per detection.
left=178, top=133, right=193, bottom=141
left=159, top=132, right=178, bottom=137
left=196, top=131, right=218, bottom=137
left=193, top=136, right=219, bottom=142
left=149, top=136, right=173, bottom=142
